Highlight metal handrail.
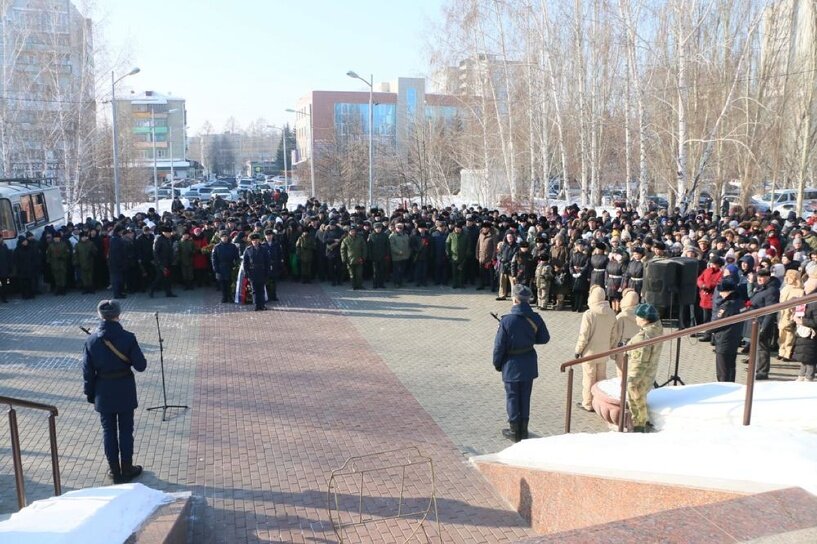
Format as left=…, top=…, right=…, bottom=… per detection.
left=560, top=291, right=817, bottom=433
left=0, top=395, right=61, bottom=510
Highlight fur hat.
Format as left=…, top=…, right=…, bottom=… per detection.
left=512, top=283, right=532, bottom=301
left=97, top=300, right=121, bottom=321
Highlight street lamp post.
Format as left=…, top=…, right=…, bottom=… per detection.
left=285, top=106, right=315, bottom=197
left=111, top=67, right=140, bottom=217
left=346, top=70, right=374, bottom=208
left=267, top=125, right=288, bottom=190
left=167, top=108, right=179, bottom=198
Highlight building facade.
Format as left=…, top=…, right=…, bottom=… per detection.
left=115, top=91, right=189, bottom=180
left=291, top=77, right=461, bottom=167
left=0, top=0, right=95, bottom=182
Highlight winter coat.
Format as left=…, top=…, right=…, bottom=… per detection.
left=497, top=241, right=517, bottom=274
left=613, top=290, right=641, bottom=348
left=778, top=284, right=804, bottom=332
left=340, top=234, right=367, bottom=265
left=711, top=293, right=744, bottom=355
left=83, top=320, right=147, bottom=413
left=153, top=235, right=175, bottom=269
left=409, top=232, right=430, bottom=262
left=389, top=232, right=411, bottom=262
left=296, top=232, right=316, bottom=262
left=792, top=301, right=817, bottom=365
left=445, top=231, right=468, bottom=263
left=492, top=302, right=550, bottom=382
left=211, top=240, right=239, bottom=278
left=575, top=286, right=618, bottom=363
left=569, top=251, right=590, bottom=292
left=589, top=254, right=608, bottom=287
left=477, top=230, right=498, bottom=265
left=697, top=266, right=723, bottom=310
left=262, top=240, right=283, bottom=279
left=13, top=243, right=37, bottom=277
left=747, top=276, right=781, bottom=333
left=242, top=243, right=270, bottom=283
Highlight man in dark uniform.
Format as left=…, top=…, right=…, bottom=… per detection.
left=243, top=232, right=271, bottom=311
left=492, top=284, right=550, bottom=442
left=108, top=226, right=127, bottom=299
left=262, top=229, right=283, bottom=302
left=83, top=300, right=147, bottom=483
left=211, top=230, right=239, bottom=303
left=150, top=226, right=177, bottom=298
left=746, top=268, right=780, bottom=380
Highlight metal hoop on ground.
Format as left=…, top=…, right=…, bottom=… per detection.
left=327, top=446, right=441, bottom=543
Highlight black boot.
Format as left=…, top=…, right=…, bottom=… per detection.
left=520, top=420, right=529, bottom=440
left=120, top=461, right=143, bottom=482
left=501, top=422, right=521, bottom=442
left=107, top=460, right=125, bottom=484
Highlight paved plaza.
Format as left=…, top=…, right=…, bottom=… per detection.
left=0, top=283, right=800, bottom=542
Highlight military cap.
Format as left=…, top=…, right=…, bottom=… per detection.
left=632, top=246, right=646, bottom=254
left=756, top=268, right=771, bottom=277
left=97, top=299, right=121, bottom=321
left=264, top=229, right=274, bottom=235
left=373, top=222, right=383, bottom=229
left=634, top=303, right=659, bottom=322
left=653, top=241, right=666, bottom=250
left=249, top=232, right=262, bottom=241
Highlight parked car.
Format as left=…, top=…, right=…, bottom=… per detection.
left=646, top=195, right=669, bottom=210
left=181, top=188, right=200, bottom=199
left=749, top=189, right=817, bottom=212
left=210, top=189, right=233, bottom=200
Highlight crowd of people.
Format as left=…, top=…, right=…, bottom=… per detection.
left=1, top=188, right=815, bottom=380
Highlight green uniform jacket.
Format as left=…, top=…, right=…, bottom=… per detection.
left=368, top=231, right=390, bottom=261
left=179, top=239, right=196, bottom=268
left=296, top=233, right=316, bottom=262
left=626, top=320, right=664, bottom=386
left=445, top=231, right=468, bottom=263
left=75, top=240, right=98, bottom=271
left=46, top=241, right=70, bottom=274
left=341, top=235, right=367, bottom=265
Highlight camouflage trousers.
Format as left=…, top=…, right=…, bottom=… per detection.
left=626, top=357, right=660, bottom=427
left=536, top=285, right=550, bottom=308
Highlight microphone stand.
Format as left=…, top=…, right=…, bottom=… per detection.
left=146, top=312, right=189, bottom=421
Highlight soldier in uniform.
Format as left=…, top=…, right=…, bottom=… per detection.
left=295, top=228, right=316, bottom=283
left=389, top=223, right=411, bottom=287
left=368, top=222, right=391, bottom=288
left=75, top=231, right=98, bottom=294
left=626, top=303, right=664, bottom=432
left=341, top=225, right=367, bottom=289
left=262, top=229, right=283, bottom=302
left=46, top=231, right=70, bottom=295
left=492, top=284, right=550, bottom=442
left=446, top=221, right=468, bottom=288
left=178, top=231, right=196, bottom=290
left=83, top=300, right=147, bottom=483
left=623, top=246, right=645, bottom=295
left=211, top=231, right=239, bottom=303
left=243, top=232, right=271, bottom=311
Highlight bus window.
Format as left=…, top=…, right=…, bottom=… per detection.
left=32, top=192, right=47, bottom=223
left=0, top=199, right=16, bottom=239
left=19, top=195, right=34, bottom=226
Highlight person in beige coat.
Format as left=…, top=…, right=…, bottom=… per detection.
left=778, top=269, right=804, bottom=361
left=613, top=288, right=641, bottom=376
left=575, top=285, right=619, bottom=411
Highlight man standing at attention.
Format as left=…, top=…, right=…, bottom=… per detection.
left=83, top=300, right=147, bottom=483
left=493, top=284, right=550, bottom=442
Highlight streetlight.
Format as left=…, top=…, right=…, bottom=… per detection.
left=346, top=70, right=374, bottom=208
left=111, top=67, right=140, bottom=216
left=285, top=106, right=315, bottom=198
left=167, top=108, right=179, bottom=198
left=266, top=124, right=288, bottom=190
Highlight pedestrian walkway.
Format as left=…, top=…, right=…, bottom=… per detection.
left=0, top=283, right=799, bottom=541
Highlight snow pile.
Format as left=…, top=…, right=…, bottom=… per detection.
left=647, top=381, right=817, bottom=433
left=0, top=483, right=173, bottom=544
left=481, top=427, right=817, bottom=495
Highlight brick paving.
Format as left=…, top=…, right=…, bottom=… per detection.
left=0, top=282, right=800, bottom=541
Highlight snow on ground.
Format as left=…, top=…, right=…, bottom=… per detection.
left=0, top=483, right=173, bottom=544
left=478, top=426, right=817, bottom=495
left=594, top=378, right=817, bottom=433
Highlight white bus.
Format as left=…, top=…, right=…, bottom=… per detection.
left=0, top=179, right=66, bottom=249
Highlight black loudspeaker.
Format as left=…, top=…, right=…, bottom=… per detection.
left=643, top=259, right=679, bottom=308
left=674, top=257, right=700, bottom=306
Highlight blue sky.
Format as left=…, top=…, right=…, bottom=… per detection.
left=101, top=0, right=444, bottom=133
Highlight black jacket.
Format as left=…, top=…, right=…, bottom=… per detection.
left=153, top=235, right=174, bottom=268
left=711, top=293, right=744, bottom=354
left=792, top=301, right=817, bottom=365
left=747, top=276, right=781, bottom=332
left=13, top=243, right=37, bottom=277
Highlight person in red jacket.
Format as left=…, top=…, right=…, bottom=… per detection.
left=697, top=256, right=724, bottom=342
left=191, top=228, right=210, bottom=286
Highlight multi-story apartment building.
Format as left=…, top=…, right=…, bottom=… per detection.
left=187, top=131, right=281, bottom=177
left=0, top=0, right=95, bottom=182
left=115, top=91, right=189, bottom=180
